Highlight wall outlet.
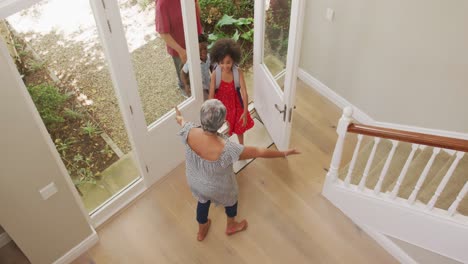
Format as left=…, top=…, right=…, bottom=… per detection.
left=326, top=8, right=335, bottom=21
left=39, top=182, right=58, bottom=200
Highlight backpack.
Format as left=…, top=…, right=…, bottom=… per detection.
left=214, top=64, right=244, bottom=108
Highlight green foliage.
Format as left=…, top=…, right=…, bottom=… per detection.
left=199, top=0, right=254, bottom=67
left=100, top=145, right=114, bottom=158
left=265, top=0, right=292, bottom=63
left=71, top=153, right=102, bottom=190
left=81, top=121, right=102, bottom=137
left=27, top=59, right=46, bottom=72
left=27, top=84, right=68, bottom=126
left=207, top=15, right=254, bottom=48
left=64, top=107, right=83, bottom=120
left=199, top=0, right=236, bottom=27
left=55, top=137, right=76, bottom=156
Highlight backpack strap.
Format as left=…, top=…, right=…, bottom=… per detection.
left=232, top=65, right=240, bottom=90
left=214, top=64, right=240, bottom=90
left=215, top=64, right=222, bottom=90
left=232, top=65, right=244, bottom=109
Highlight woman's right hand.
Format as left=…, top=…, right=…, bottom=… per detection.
left=175, top=106, right=185, bottom=126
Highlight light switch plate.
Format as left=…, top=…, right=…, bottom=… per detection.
left=40, top=182, right=58, bottom=200
left=326, top=8, right=335, bottom=21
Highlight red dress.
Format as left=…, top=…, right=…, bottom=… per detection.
left=215, top=80, right=254, bottom=136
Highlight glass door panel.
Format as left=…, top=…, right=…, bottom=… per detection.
left=116, top=0, right=191, bottom=127
left=3, top=0, right=140, bottom=213
left=263, top=0, right=291, bottom=91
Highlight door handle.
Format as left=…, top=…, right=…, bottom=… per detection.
left=274, top=104, right=287, bottom=122
left=288, top=105, right=296, bottom=123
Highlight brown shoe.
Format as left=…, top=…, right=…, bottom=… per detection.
left=226, top=219, right=248, bottom=236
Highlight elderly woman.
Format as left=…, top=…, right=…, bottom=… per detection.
left=175, top=99, right=299, bottom=241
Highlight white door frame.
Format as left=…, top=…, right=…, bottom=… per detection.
left=253, top=0, right=305, bottom=150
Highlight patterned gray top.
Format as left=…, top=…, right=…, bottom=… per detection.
left=178, top=122, right=244, bottom=206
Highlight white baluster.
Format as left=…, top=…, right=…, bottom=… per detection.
left=374, top=140, right=399, bottom=194
left=390, top=144, right=419, bottom=199
left=358, top=137, right=381, bottom=191
left=448, top=181, right=468, bottom=216
left=427, top=152, right=465, bottom=210
left=326, top=107, right=353, bottom=182
left=344, top=134, right=364, bottom=186
left=408, top=148, right=441, bottom=204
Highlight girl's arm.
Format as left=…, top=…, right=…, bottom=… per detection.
left=208, top=71, right=216, bottom=99
left=239, top=69, right=249, bottom=109
left=239, top=146, right=300, bottom=160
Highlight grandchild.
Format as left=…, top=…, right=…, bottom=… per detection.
left=180, top=34, right=211, bottom=99
left=208, top=38, right=254, bottom=144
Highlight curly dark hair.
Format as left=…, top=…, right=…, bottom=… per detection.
left=198, top=34, right=208, bottom=44
left=209, top=38, right=241, bottom=64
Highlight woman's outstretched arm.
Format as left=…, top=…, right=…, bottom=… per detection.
left=239, top=146, right=300, bottom=160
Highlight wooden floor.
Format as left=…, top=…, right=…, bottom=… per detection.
left=72, top=81, right=397, bottom=264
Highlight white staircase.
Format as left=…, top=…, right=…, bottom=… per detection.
left=322, top=108, right=468, bottom=263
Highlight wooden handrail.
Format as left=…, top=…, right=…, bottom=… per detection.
left=347, top=123, right=468, bottom=152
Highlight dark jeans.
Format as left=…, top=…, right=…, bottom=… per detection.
left=172, top=56, right=184, bottom=89
left=196, top=200, right=238, bottom=224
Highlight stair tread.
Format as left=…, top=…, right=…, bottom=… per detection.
left=431, top=155, right=468, bottom=214
left=388, top=147, right=432, bottom=199
left=338, top=136, right=374, bottom=182
left=416, top=151, right=454, bottom=203
left=339, top=137, right=392, bottom=185
left=366, top=142, right=415, bottom=192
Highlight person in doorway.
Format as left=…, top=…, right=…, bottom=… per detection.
left=175, top=100, right=300, bottom=241
left=155, top=0, right=203, bottom=91
left=208, top=38, right=253, bottom=144
left=180, top=34, right=211, bottom=99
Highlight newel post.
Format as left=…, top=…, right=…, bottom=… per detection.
left=327, top=107, right=353, bottom=182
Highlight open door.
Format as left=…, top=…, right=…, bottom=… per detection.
left=90, top=0, right=204, bottom=187
left=253, top=0, right=305, bottom=150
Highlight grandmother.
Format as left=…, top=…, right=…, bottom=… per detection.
left=175, top=99, right=299, bottom=241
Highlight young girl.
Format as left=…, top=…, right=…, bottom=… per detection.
left=208, top=38, right=254, bottom=145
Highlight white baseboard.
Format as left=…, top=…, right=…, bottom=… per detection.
left=360, top=226, right=418, bottom=264
left=0, top=231, right=12, bottom=248
left=298, top=69, right=373, bottom=124
left=53, top=228, right=98, bottom=264
left=298, top=68, right=468, bottom=141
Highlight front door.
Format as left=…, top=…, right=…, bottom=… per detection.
left=91, top=0, right=204, bottom=187
left=253, top=0, right=305, bottom=150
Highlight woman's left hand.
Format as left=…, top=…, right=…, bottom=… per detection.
left=240, top=111, right=247, bottom=127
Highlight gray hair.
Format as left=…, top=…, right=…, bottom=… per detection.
left=200, top=99, right=226, bottom=133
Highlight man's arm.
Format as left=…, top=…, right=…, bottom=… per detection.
left=160, top=33, right=187, bottom=63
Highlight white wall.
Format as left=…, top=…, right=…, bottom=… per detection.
left=300, top=0, right=468, bottom=133
left=0, top=38, right=93, bottom=263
